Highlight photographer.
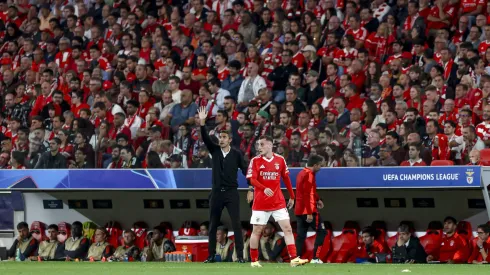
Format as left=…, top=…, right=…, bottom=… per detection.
left=392, top=224, right=427, bottom=263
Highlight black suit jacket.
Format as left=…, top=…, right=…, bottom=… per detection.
left=392, top=236, right=427, bottom=263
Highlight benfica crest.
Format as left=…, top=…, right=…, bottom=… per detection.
left=274, top=163, right=280, bottom=170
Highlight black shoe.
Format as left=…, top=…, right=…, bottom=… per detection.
left=204, top=256, right=216, bottom=263
left=236, top=258, right=246, bottom=263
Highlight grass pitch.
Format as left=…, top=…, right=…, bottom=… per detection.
left=0, top=262, right=487, bottom=274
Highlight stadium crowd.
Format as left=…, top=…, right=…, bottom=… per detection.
left=7, top=218, right=490, bottom=263
left=0, top=0, right=489, bottom=168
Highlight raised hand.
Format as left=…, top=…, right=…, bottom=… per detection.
left=198, top=106, right=208, bottom=126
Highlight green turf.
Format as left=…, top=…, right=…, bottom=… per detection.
left=0, top=262, right=488, bottom=275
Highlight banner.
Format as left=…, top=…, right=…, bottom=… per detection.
left=0, top=166, right=481, bottom=190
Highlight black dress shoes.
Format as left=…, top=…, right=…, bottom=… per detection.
left=236, top=258, right=246, bottom=263
left=203, top=255, right=216, bottom=263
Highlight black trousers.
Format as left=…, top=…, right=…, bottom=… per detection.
left=295, top=213, right=327, bottom=259
left=208, top=188, right=244, bottom=259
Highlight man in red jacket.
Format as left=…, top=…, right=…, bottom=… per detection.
left=427, top=216, right=470, bottom=263
left=352, top=226, right=391, bottom=263
left=294, top=155, right=326, bottom=264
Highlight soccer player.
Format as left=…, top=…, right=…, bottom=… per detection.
left=247, top=135, right=308, bottom=267
left=295, top=155, right=327, bottom=264
left=32, top=224, right=65, bottom=261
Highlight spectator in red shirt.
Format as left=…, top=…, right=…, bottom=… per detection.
left=345, top=83, right=364, bottom=111
left=400, top=143, right=427, bottom=166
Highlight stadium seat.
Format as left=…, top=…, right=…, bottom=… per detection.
left=159, top=222, right=175, bottom=242
left=480, top=149, right=490, bottom=166
left=105, top=221, right=123, bottom=248
left=178, top=221, right=199, bottom=236
left=327, top=222, right=359, bottom=263
left=318, top=221, right=333, bottom=262
left=30, top=221, right=47, bottom=242
left=419, top=221, right=444, bottom=256
left=431, top=160, right=454, bottom=166
left=57, top=222, right=71, bottom=243
left=456, top=221, right=473, bottom=241
left=371, top=220, right=387, bottom=243
left=133, top=221, right=149, bottom=249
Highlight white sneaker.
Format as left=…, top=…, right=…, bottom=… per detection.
left=310, top=258, right=323, bottom=264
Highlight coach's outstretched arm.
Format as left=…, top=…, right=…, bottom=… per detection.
left=198, top=107, right=219, bottom=153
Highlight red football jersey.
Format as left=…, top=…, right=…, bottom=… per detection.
left=247, top=154, right=290, bottom=211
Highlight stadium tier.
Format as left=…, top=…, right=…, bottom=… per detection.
left=1, top=0, right=490, bottom=267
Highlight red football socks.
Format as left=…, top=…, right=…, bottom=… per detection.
left=287, top=244, right=297, bottom=259
left=250, top=248, right=259, bottom=262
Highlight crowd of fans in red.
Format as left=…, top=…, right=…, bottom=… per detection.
left=0, top=0, right=489, bottom=169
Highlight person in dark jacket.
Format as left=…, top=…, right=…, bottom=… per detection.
left=8, top=222, right=39, bottom=260
left=34, top=137, right=67, bottom=169
left=267, top=49, right=299, bottom=102
left=198, top=106, right=247, bottom=263
left=392, top=224, right=427, bottom=263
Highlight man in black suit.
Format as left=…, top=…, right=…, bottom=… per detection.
left=392, top=224, right=427, bottom=263
left=198, top=106, right=247, bottom=263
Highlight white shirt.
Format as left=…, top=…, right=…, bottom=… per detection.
left=172, top=90, right=182, bottom=104
left=221, top=147, right=231, bottom=158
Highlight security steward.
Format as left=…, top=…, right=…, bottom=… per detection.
left=110, top=230, right=141, bottom=261
left=8, top=222, right=39, bottom=261
left=64, top=221, right=90, bottom=260
left=143, top=225, right=176, bottom=261
left=85, top=227, right=114, bottom=261
left=216, top=226, right=235, bottom=262
left=294, top=155, right=327, bottom=263
left=198, top=107, right=247, bottom=263
left=31, top=224, right=65, bottom=261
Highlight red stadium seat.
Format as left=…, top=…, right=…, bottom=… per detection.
left=105, top=221, right=123, bottom=248
left=480, top=149, right=490, bottom=166
left=419, top=221, right=443, bottom=256
left=30, top=221, right=47, bottom=242
left=387, top=234, right=398, bottom=250
left=57, top=222, right=71, bottom=243
left=431, top=160, right=454, bottom=166
left=160, top=222, right=175, bottom=242
left=327, top=229, right=358, bottom=263
left=371, top=220, right=388, bottom=243
left=132, top=221, right=149, bottom=249
left=178, top=221, right=199, bottom=236
left=456, top=221, right=473, bottom=242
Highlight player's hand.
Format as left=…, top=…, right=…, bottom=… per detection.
left=198, top=106, right=207, bottom=125
left=287, top=198, right=294, bottom=209
left=247, top=190, right=254, bottom=203
left=317, top=200, right=324, bottom=209
left=306, top=214, right=313, bottom=223
left=264, top=188, right=274, bottom=197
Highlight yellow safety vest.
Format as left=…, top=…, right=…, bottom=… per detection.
left=146, top=238, right=169, bottom=261
left=64, top=237, right=85, bottom=252
left=232, top=237, right=250, bottom=262
left=87, top=242, right=110, bottom=261
left=259, top=233, right=282, bottom=261
left=216, top=238, right=234, bottom=260
left=38, top=240, right=59, bottom=259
